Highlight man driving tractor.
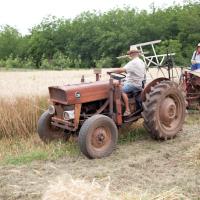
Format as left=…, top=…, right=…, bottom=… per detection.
left=108, top=46, right=146, bottom=116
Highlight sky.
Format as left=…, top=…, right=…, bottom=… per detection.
left=0, top=0, right=187, bottom=35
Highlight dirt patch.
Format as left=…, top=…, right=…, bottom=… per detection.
left=0, top=121, right=200, bottom=199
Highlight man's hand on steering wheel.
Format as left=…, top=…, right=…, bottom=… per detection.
left=107, top=72, right=126, bottom=81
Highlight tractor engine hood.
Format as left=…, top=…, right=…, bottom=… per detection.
left=49, top=81, right=110, bottom=105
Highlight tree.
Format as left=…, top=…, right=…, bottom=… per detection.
left=0, top=25, right=22, bottom=59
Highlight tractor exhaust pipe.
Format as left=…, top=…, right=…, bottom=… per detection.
left=93, top=69, right=102, bottom=81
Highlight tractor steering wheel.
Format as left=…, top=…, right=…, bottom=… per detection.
left=108, top=72, right=126, bottom=81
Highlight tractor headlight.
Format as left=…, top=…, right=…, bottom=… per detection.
left=48, top=105, right=55, bottom=115
left=63, top=110, right=75, bottom=120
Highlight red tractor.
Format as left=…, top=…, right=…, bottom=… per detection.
left=37, top=69, right=186, bottom=159
left=37, top=40, right=186, bottom=159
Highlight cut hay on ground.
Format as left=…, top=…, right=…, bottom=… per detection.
left=42, top=175, right=114, bottom=200
left=42, top=174, right=188, bottom=200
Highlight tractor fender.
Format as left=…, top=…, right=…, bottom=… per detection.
left=141, top=77, right=169, bottom=101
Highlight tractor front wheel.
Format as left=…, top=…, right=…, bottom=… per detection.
left=78, top=114, right=118, bottom=159
left=37, top=111, right=70, bottom=143
left=142, top=80, right=186, bottom=140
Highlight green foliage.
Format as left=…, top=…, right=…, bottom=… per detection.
left=0, top=2, right=200, bottom=68
left=0, top=25, right=22, bottom=59
left=40, top=52, right=75, bottom=69
left=52, top=52, right=70, bottom=69
left=73, top=56, right=82, bottom=68
left=96, top=57, right=113, bottom=68
left=5, top=56, right=22, bottom=68
left=156, top=39, right=187, bottom=65
left=22, top=58, right=36, bottom=69
left=0, top=57, right=36, bottom=69
left=0, top=59, right=6, bottom=68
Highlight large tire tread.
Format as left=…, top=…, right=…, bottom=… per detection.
left=142, top=80, right=186, bottom=140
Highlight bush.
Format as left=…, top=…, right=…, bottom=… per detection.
left=0, top=59, right=6, bottom=68
left=22, top=59, right=36, bottom=69
left=5, top=56, right=22, bottom=68
left=73, top=56, right=82, bottom=68
left=52, top=52, right=73, bottom=69
left=40, top=52, right=75, bottom=70
left=95, top=57, right=113, bottom=68
left=40, top=58, right=53, bottom=69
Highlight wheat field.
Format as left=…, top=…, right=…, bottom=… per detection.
left=0, top=69, right=108, bottom=97
left=0, top=68, right=181, bottom=97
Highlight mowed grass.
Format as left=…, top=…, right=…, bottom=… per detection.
left=0, top=127, right=147, bottom=166
left=0, top=135, right=79, bottom=165
left=0, top=117, right=146, bottom=165
left=1, top=98, right=199, bottom=168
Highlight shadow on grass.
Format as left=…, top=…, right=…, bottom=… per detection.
left=118, top=122, right=149, bottom=145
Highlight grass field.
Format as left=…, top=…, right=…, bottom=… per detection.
left=0, top=69, right=199, bottom=200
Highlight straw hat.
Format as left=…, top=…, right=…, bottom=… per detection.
left=127, top=46, right=141, bottom=55
left=197, top=43, right=200, bottom=47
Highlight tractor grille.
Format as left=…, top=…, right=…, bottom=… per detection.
left=49, top=87, right=67, bottom=102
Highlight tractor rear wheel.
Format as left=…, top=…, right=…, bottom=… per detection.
left=78, top=114, right=118, bottom=159
left=142, top=80, right=186, bottom=140
left=37, top=110, right=70, bottom=143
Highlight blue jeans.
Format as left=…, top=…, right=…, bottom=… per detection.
left=122, top=83, right=142, bottom=110
left=191, top=63, right=200, bottom=70
left=122, top=83, right=142, bottom=93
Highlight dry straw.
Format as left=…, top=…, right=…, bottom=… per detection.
left=0, top=96, right=48, bottom=138
left=42, top=175, right=115, bottom=200
left=42, top=175, right=188, bottom=200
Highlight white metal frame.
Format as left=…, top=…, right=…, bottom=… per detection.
left=130, top=40, right=175, bottom=68
left=123, top=40, right=179, bottom=79
left=117, top=40, right=179, bottom=79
